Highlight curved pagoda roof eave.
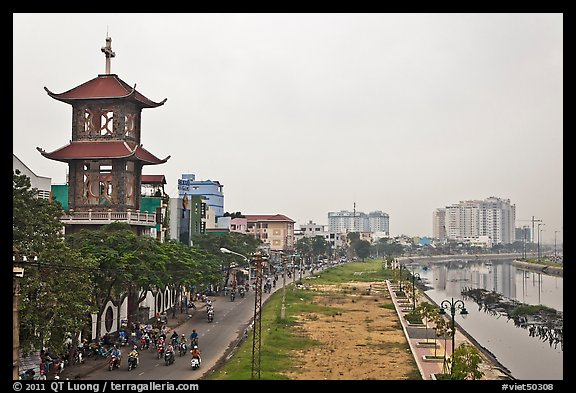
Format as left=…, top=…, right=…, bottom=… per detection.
left=35, top=142, right=170, bottom=165
left=43, top=74, right=167, bottom=108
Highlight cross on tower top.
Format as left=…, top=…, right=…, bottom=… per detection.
left=101, top=36, right=116, bottom=74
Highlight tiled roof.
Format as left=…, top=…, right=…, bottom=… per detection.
left=142, top=175, right=167, bottom=184
left=37, top=141, right=170, bottom=165
left=245, top=214, right=295, bottom=223
left=44, top=74, right=166, bottom=108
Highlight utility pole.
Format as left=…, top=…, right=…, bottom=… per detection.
left=251, top=251, right=264, bottom=380
left=13, top=250, right=25, bottom=380
left=281, top=254, right=286, bottom=319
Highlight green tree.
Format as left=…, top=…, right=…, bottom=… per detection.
left=451, top=343, right=485, bottom=380
left=161, top=240, right=221, bottom=317
left=13, top=170, right=96, bottom=356
left=311, top=235, right=328, bottom=260
left=416, top=302, right=438, bottom=343
left=355, top=239, right=371, bottom=261
left=192, top=232, right=261, bottom=287
left=295, top=237, right=314, bottom=265
left=66, top=223, right=167, bottom=337
left=433, top=313, right=450, bottom=361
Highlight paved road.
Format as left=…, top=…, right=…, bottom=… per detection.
left=64, top=267, right=326, bottom=380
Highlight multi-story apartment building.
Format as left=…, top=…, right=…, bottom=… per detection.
left=432, top=208, right=447, bottom=241
left=300, top=220, right=327, bottom=237
left=178, top=174, right=224, bottom=218
left=434, top=196, right=516, bottom=245
left=328, top=210, right=389, bottom=235
left=298, top=220, right=345, bottom=250
left=245, top=214, right=295, bottom=252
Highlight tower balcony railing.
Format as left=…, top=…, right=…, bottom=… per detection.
left=60, top=209, right=157, bottom=226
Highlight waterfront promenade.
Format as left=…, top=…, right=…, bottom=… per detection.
left=388, top=279, right=514, bottom=380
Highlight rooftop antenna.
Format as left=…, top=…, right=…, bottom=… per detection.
left=101, top=28, right=115, bottom=74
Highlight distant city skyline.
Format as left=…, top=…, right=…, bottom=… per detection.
left=13, top=13, right=562, bottom=243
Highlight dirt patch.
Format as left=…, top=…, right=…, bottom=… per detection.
left=282, top=281, right=420, bottom=380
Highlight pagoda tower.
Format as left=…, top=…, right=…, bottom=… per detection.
left=37, top=36, right=170, bottom=235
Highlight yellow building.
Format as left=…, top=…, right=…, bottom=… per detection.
left=245, top=214, right=295, bottom=252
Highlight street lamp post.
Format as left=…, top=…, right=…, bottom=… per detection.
left=399, top=263, right=404, bottom=292
left=411, top=272, right=421, bottom=311
left=220, top=247, right=250, bottom=282
left=537, top=223, right=545, bottom=262
left=554, top=230, right=560, bottom=261
left=522, top=227, right=528, bottom=259
left=439, top=298, right=468, bottom=375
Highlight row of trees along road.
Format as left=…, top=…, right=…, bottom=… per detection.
left=294, top=232, right=404, bottom=263
left=13, top=170, right=261, bottom=362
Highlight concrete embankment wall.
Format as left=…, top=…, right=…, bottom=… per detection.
left=511, top=260, right=563, bottom=277
left=398, top=253, right=523, bottom=264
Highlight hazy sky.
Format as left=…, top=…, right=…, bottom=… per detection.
left=13, top=13, right=563, bottom=244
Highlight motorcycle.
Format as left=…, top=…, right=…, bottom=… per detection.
left=179, top=342, right=187, bottom=357
left=239, top=287, right=245, bottom=298
left=19, top=368, right=35, bottom=380
left=164, top=350, right=175, bottom=366
left=156, top=343, right=164, bottom=359
left=127, top=356, right=138, bottom=371
left=230, top=292, right=236, bottom=301
left=207, top=310, right=214, bottom=323
left=139, top=337, right=149, bottom=351
left=108, top=355, right=120, bottom=371
left=190, top=356, right=201, bottom=370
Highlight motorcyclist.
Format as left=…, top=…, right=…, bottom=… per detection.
left=179, top=334, right=187, bottom=355
left=171, top=330, right=179, bottom=346
left=165, top=343, right=175, bottom=362
left=128, top=345, right=139, bottom=367
left=190, top=329, right=199, bottom=346
left=111, top=344, right=122, bottom=367
left=191, top=345, right=201, bottom=363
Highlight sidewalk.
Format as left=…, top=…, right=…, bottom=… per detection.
left=387, top=280, right=514, bottom=380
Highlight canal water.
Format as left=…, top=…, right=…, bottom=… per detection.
left=408, top=258, right=563, bottom=380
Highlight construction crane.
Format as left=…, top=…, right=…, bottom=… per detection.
left=516, top=216, right=542, bottom=243
left=517, top=217, right=542, bottom=259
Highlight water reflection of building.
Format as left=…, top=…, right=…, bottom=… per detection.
left=432, top=260, right=517, bottom=300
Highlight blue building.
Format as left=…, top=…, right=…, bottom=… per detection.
left=177, top=174, right=224, bottom=218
